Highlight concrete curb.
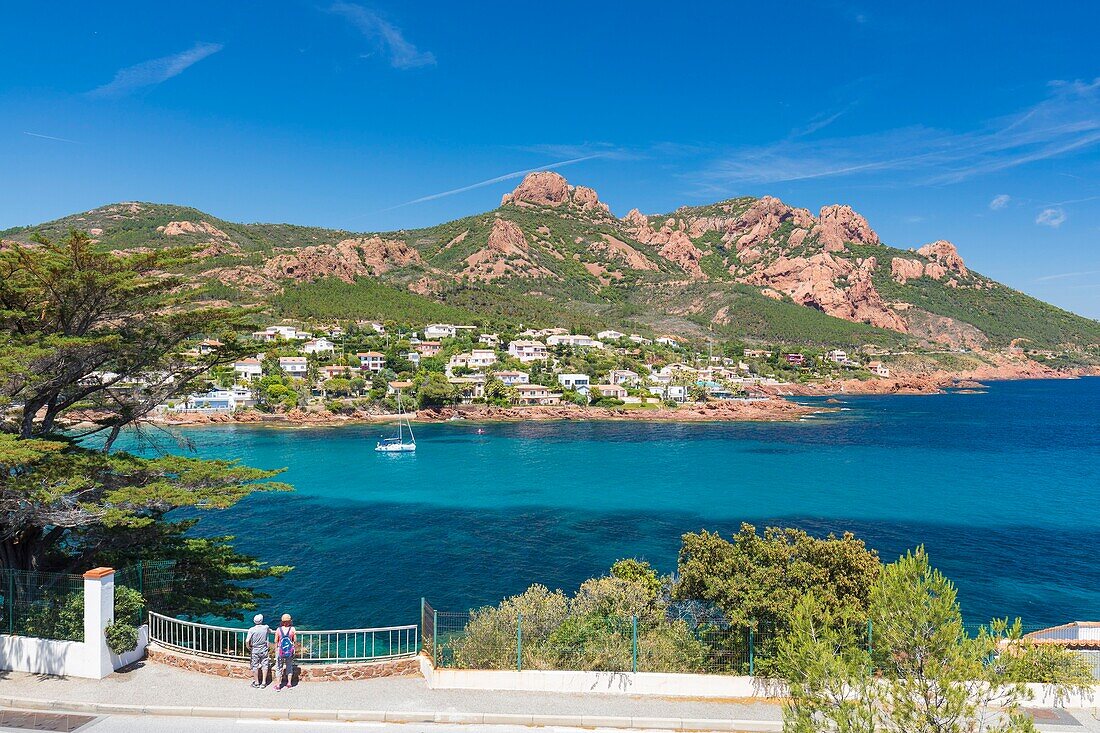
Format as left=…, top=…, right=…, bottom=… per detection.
left=0, top=694, right=783, bottom=731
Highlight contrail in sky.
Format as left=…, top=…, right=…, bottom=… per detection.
left=361, top=154, right=606, bottom=219
left=23, top=131, right=80, bottom=144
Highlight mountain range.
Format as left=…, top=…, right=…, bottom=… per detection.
left=4, top=171, right=1099, bottom=351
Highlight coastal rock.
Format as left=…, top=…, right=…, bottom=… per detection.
left=812, top=205, right=880, bottom=252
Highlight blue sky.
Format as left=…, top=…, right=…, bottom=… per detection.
left=3, top=1, right=1100, bottom=317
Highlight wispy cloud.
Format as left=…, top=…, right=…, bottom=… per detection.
left=989, top=194, right=1010, bottom=210
left=87, top=42, right=223, bottom=98
left=371, top=154, right=606, bottom=215
left=330, top=3, right=435, bottom=69
left=1036, top=269, right=1100, bottom=282
left=23, top=131, right=80, bottom=144
left=1036, top=207, right=1066, bottom=228
left=693, top=78, right=1100, bottom=191
left=790, top=106, right=853, bottom=139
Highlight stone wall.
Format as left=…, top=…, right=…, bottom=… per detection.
left=145, top=644, right=421, bottom=681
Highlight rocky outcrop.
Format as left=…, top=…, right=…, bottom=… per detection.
left=158, top=220, right=231, bottom=239
left=917, top=240, right=969, bottom=278
left=746, top=253, right=906, bottom=331
left=462, top=218, right=554, bottom=281
left=263, top=237, right=421, bottom=283
left=593, top=234, right=659, bottom=271
left=621, top=216, right=706, bottom=278
left=891, top=257, right=926, bottom=284
left=727, top=197, right=815, bottom=252
left=501, top=172, right=610, bottom=215
left=812, top=205, right=880, bottom=252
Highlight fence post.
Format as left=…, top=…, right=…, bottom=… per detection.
left=516, top=613, right=523, bottom=672
left=83, top=567, right=116, bottom=679
left=631, top=616, right=638, bottom=673
left=7, top=570, right=12, bottom=635
left=748, top=627, right=755, bottom=676
left=433, top=609, right=438, bottom=663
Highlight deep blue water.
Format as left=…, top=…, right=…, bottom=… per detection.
left=110, top=377, right=1100, bottom=629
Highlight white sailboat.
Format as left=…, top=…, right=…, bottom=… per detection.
left=376, top=388, right=416, bottom=452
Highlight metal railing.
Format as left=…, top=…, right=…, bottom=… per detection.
left=148, top=611, right=418, bottom=664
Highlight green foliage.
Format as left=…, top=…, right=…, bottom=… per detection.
left=776, top=547, right=1092, bottom=733
left=104, top=621, right=138, bottom=655
left=270, top=278, right=482, bottom=323
left=0, top=230, right=291, bottom=616
left=22, top=584, right=145, bottom=644
left=452, top=563, right=707, bottom=672
left=416, top=372, right=457, bottom=407
left=675, top=523, right=881, bottom=633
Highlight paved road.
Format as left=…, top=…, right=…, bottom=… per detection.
left=0, top=664, right=781, bottom=722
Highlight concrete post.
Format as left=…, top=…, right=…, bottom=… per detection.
left=83, top=567, right=115, bottom=679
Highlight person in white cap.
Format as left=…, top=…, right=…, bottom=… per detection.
left=246, top=614, right=270, bottom=688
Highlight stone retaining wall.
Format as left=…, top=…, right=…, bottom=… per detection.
left=146, top=643, right=420, bottom=681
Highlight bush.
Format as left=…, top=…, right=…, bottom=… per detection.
left=105, top=621, right=138, bottom=655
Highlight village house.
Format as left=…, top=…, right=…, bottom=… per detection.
left=170, top=386, right=255, bottom=412
left=303, top=337, right=335, bottom=354
left=520, top=327, right=568, bottom=338
left=648, top=384, right=688, bottom=403
left=414, top=341, right=442, bottom=357
left=743, top=348, right=772, bottom=359
left=655, top=336, right=679, bottom=347
left=546, top=334, right=604, bottom=349
left=557, top=373, right=591, bottom=395
left=233, top=358, right=263, bottom=381
left=278, top=356, right=308, bottom=377
left=784, top=353, right=806, bottom=366
left=508, top=340, right=548, bottom=362
left=608, top=369, right=639, bottom=386
left=423, top=324, right=458, bottom=339
left=448, top=374, right=485, bottom=403
left=493, top=370, right=530, bottom=386
left=253, top=325, right=310, bottom=342
left=198, top=339, right=223, bottom=355
left=406, top=351, right=421, bottom=366
left=513, top=383, right=562, bottom=406
left=593, top=384, right=628, bottom=400
left=478, top=333, right=500, bottom=347
left=826, top=349, right=848, bottom=364
left=449, top=349, right=498, bottom=372
left=597, top=329, right=625, bottom=341
left=867, top=361, right=890, bottom=377
left=320, top=365, right=352, bottom=380
left=357, top=351, right=386, bottom=372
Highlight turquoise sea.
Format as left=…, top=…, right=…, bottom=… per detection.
left=114, top=377, right=1100, bottom=630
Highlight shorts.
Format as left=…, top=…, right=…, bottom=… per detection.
left=275, top=654, right=294, bottom=678
left=249, top=646, right=269, bottom=672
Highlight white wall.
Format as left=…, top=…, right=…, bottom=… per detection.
left=0, top=634, right=87, bottom=677
left=0, top=568, right=148, bottom=679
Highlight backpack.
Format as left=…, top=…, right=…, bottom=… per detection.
left=277, top=628, right=295, bottom=657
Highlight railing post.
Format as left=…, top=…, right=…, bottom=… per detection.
left=433, top=609, right=438, bottom=664
left=631, top=615, right=638, bottom=673
left=7, top=570, right=12, bottom=635
left=516, top=613, right=523, bottom=672
left=748, top=627, right=755, bottom=676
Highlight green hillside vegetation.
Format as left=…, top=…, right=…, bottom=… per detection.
left=5, top=198, right=1098, bottom=353
left=845, top=243, right=1100, bottom=348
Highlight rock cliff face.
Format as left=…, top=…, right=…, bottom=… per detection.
left=462, top=217, right=553, bottom=281
left=264, top=237, right=421, bottom=283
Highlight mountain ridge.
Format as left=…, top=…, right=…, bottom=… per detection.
left=3, top=172, right=1099, bottom=352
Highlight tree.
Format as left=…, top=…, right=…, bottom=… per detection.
left=417, top=372, right=456, bottom=407
left=323, top=377, right=352, bottom=397
left=0, top=231, right=290, bottom=613
left=776, top=547, right=1092, bottom=733
left=675, top=523, right=881, bottom=632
